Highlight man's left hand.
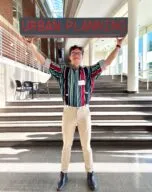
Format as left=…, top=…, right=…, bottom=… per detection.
left=116, top=36, right=126, bottom=47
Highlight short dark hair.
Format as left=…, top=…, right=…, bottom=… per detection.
left=69, top=45, right=84, bottom=55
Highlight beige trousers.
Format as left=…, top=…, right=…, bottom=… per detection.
left=61, top=104, right=93, bottom=173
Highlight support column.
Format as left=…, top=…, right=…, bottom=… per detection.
left=48, top=38, right=51, bottom=59
left=83, top=45, right=89, bottom=66
left=143, top=34, right=148, bottom=78
left=127, top=0, right=139, bottom=92
left=54, top=39, right=57, bottom=63
left=50, top=39, right=55, bottom=61
left=89, top=39, right=95, bottom=66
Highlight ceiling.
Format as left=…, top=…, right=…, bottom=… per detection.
left=138, top=0, right=152, bottom=27
left=75, top=0, right=126, bottom=18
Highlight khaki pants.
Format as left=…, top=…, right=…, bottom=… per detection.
left=61, top=104, right=93, bottom=173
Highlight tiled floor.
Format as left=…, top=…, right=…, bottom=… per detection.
left=0, top=145, right=152, bottom=191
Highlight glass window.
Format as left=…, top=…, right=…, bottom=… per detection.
left=139, top=37, right=143, bottom=54
left=138, top=37, right=143, bottom=72
left=35, top=3, right=40, bottom=18
left=148, top=32, right=152, bottom=52
left=149, top=62, right=152, bottom=68
left=46, top=0, right=63, bottom=18
left=13, top=0, right=17, bottom=18
left=13, top=0, right=23, bottom=31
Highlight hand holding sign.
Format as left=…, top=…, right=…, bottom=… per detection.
left=23, top=37, right=39, bottom=44
left=104, top=36, right=127, bottom=66
left=116, top=36, right=126, bottom=47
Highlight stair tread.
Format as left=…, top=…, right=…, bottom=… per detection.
left=2, top=104, right=152, bottom=109
left=0, top=120, right=152, bottom=127
left=0, top=132, right=152, bottom=141
left=6, top=96, right=152, bottom=102
left=1, top=111, right=152, bottom=116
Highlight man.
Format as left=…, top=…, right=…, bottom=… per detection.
left=29, top=37, right=125, bottom=191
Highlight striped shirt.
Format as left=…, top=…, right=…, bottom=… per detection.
left=47, top=59, right=106, bottom=107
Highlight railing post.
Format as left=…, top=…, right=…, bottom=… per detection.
left=121, top=73, right=123, bottom=83
left=147, top=79, right=149, bottom=90
left=147, top=71, right=149, bottom=90
left=0, top=27, right=2, bottom=57
left=111, top=66, right=114, bottom=80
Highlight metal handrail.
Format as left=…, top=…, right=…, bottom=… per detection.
left=138, top=69, right=152, bottom=90
left=111, top=63, right=152, bottom=90
left=139, top=69, right=152, bottom=72
left=0, top=24, right=49, bottom=74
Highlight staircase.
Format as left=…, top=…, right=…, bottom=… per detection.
left=1, top=75, right=152, bottom=147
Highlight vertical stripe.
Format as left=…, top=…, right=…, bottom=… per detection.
left=64, top=67, right=69, bottom=105
left=77, top=70, right=80, bottom=107
left=64, top=67, right=66, bottom=104
left=90, top=77, right=95, bottom=97
left=69, top=69, right=74, bottom=106
left=80, top=67, right=86, bottom=106
left=84, top=67, right=89, bottom=104
left=74, top=70, right=78, bottom=106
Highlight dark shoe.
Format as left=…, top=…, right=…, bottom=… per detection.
left=57, top=171, right=68, bottom=191
left=87, top=171, right=97, bottom=191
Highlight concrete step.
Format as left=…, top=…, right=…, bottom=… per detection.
left=47, top=90, right=127, bottom=94
left=2, top=104, right=152, bottom=113
left=0, top=111, right=152, bottom=121
left=44, top=93, right=132, bottom=97
left=0, top=131, right=152, bottom=147
left=48, top=83, right=127, bottom=86
left=48, top=80, right=152, bottom=90
left=1, top=131, right=152, bottom=141
left=6, top=96, right=152, bottom=106
left=47, top=88, right=152, bottom=94
left=0, top=120, right=152, bottom=132
left=44, top=93, right=152, bottom=98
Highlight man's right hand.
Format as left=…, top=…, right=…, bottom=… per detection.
left=23, top=37, right=45, bottom=65
left=23, top=37, right=40, bottom=45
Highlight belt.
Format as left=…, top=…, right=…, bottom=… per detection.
left=64, top=104, right=89, bottom=109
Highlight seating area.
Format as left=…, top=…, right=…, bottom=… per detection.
left=15, top=80, right=50, bottom=100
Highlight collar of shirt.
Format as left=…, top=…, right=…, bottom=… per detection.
left=68, top=63, right=81, bottom=70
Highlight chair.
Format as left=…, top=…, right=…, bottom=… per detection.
left=15, top=80, right=24, bottom=99
left=22, top=81, right=34, bottom=99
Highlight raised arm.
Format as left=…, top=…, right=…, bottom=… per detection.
left=89, top=37, right=126, bottom=79
left=104, top=37, right=125, bottom=66
left=26, top=38, right=45, bottom=65
left=24, top=38, right=63, bottom=80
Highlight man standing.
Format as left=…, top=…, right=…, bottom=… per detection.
left=30, top=37, right=125, bottom=191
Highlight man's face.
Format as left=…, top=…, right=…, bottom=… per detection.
left=69, top=48, right=83, bottom=67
